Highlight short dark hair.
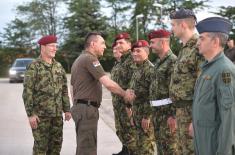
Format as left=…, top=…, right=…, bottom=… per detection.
left=84, top=32, right=102, bottom=48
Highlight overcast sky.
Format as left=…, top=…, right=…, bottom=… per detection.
left=0, top=0, right=234, bottom=39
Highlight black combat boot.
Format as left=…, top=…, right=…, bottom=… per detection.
left=112, top=145, right=129, bottom=155
left=122, top=145, right=130, bottom=155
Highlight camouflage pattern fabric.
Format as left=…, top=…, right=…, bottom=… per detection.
left=110, top=61, right=124, bottom=143
left=169, top=35, right=204, bottom=155
left=169, top=35, right=204, bottom=102
left=23, top=57, right=70, bottom=117
left=129, top=60, right=156, bottom=155
left=149, top=51, right=178, bottom=155
left=22, top=57, right=70, bottom=154
left=176, top=105, right=194, bottom=155
left=32, top=117, right=63, bottom=155
left=110, top=52, right=137, bottom=152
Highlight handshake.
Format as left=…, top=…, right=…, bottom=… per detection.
left=123, top=89, right=136, bottom=103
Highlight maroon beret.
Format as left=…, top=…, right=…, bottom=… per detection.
left=38, top=35, right=57, bottom=45
left=115, top=32, right=130, bottom=41
left=148, top=29, right=171, bottom=40
left=131, top=40, right=149, bottom=51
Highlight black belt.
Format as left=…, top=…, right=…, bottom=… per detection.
left=75, top=99, right=100, bottom=108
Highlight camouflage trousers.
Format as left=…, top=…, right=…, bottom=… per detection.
left=71, top=104, right=99, bottom=155
left=133, top=117, right=156, bottom=155
left=113, top=101, right=137, bottom=153
left=153, top=105, right=177, bottom=155
left=32, top=116, right=63, bottom=155
left=175, top=102, right=194, bottom=155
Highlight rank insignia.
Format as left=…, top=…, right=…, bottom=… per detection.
left=222, top=72, right=231, bottom=84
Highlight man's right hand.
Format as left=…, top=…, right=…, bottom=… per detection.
left=124, top=89, right=136, bottom=103
left=167, top=116, right=177, bottom=134
left=29, top=115, right=40, bottom=129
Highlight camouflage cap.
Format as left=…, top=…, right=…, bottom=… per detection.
left=170, top=8, right=197, bottom=21
left=115, top=32, right=130, bottom=41
left=38, top=35, right=57, bottom=45
left=148, top=29, right=171, bottom=40
left=131, top=40, right=149, bottom=51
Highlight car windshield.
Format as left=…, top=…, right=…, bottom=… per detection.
left=13, top=59, right=33, bottom=67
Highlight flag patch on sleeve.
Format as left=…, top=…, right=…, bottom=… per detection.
left=93, top=60, right=101, bottom=67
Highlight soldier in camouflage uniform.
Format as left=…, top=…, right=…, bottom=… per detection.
left=128, top=40, right=155, bottom=155
left=110, top=42, right=123, bottom=142
left=169, top=9, right=204, bottom=155
left=111, top=32, right=137, bottom=155
left=22, top=35, right=71, bottom=155
left=148, top=29, right=177, bottom=155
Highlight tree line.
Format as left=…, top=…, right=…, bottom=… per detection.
left=0, top=0, right=234, bottom=77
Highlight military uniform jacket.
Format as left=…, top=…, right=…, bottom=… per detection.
left=193, top=52, right=235, bottom=155
left=129, top=60, right=154, bottom=122
left=110, top=60, right=122, bottom=106
left=111, top=52, right=135, bottom=104
left=22, top=57, right=70, bottom=117
left=169, top=35, right=204, bottom=102
left=149, top=51, right=177, bottom=115
left=150, top=50, right=177, bottom=100
left=225, top=47, right=235, bottom=63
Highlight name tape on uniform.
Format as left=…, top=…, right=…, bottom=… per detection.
left=150, top=98, right=172, bottom=107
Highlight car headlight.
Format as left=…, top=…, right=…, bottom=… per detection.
left=9, top=70, right=17, bottom=75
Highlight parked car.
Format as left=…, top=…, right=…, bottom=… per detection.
left=9, top=58, right=34, bottom=83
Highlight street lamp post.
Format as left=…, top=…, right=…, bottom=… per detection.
left=136, top=14, right=144, bottom=41
left=153, top=3, right=163, bottom=27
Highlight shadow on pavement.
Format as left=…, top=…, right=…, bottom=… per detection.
left=0, top=78, right=23, bottom=84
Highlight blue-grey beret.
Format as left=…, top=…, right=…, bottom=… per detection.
left=196, top=17, right=232, bottom=35
left=170, top=8, right=197, bottom=21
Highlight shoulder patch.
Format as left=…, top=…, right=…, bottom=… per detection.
left=92, top=60, right=101, bottom=67
left=222, top=72, right=231, bottom=84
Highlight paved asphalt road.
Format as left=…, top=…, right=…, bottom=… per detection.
left=0, top=77, right=122, bottom=155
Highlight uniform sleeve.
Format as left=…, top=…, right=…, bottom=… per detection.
left=195, top=51, right=205, bottom=78
left=22, top=63, right=36, bottom=117
left=143, top=69, right=154, bottom=119
left=61, top=67, right=71, bottom=112
left=217, top=71, right=235, bottom=154
left=85, top=57, right=105, bottom=80
left=168, top=57, right=177, bottom=116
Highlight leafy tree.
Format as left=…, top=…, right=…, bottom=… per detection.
left=1, top=0, right=65, bottom=54
left=166, top=0, right=209, bottom=12
left=62, top=0, right=109, bottom=71
left=212, top=6, right=235, bottom=39
left=2, top=18, right=33, bottom=49
left=0, top=0, right=67, bottom=74
left=104, top=0, right=132, bottom=34
left=16, top=0, right=64, bottom=36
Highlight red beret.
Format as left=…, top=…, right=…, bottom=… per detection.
left=131, top=40, right=149, bottom=51
left=148, top=29, right=171, bottom=40
left=115, top=32, right=130, bottom=41
left=38, top=35, right=57, bottom=45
